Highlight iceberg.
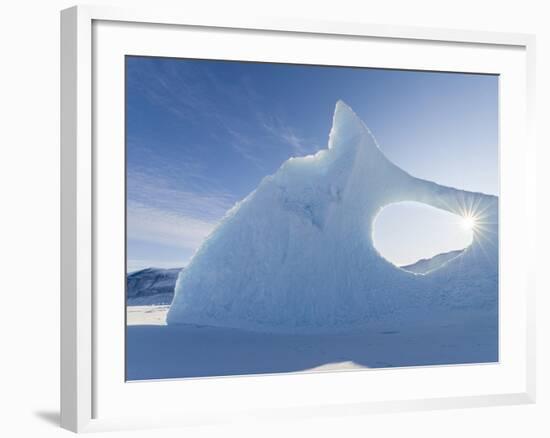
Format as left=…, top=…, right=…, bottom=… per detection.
left=166, top=101, right=498, bottom=332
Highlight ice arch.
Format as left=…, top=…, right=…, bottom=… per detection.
left=167, top=101, right=498, bottom=332
left=372, top=201, right=473, bottom=273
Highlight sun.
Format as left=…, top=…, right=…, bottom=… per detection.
left=461, top=215, right=477, bottom=230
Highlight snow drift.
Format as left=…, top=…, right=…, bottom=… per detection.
left=167, top=101, right=498, bottom=332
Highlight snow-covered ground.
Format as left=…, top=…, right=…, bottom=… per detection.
left=126, top=305, right=497, bottom=380
left=127, top=305, right=170, bottom=325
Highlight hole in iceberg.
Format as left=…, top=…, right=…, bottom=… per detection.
left=372, top=201, right=473, bottom=274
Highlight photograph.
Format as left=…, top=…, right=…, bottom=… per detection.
left=125, top=56, right=499, bottom=381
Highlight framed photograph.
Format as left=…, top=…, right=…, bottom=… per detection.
left=61, top=5, right=536, bottom=433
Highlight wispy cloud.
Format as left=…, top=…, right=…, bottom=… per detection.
left=127, top=168, right=235, bottom=220
left=127, top=200, right=217, bottom=249
left=127, top=58, right=318, bottom=165
left=223, top=126, right=267, bottom=170
left=126, top=167, right=236, bottom=253
left=127, top=59, right=215, bottom=126
left=258, top=114, right=313, bottom=156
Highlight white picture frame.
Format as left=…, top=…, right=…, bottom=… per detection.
left=60, top=4, right=536, bottom=433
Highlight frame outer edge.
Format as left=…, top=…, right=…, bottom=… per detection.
left=77, top=4, right=533, bottom=47
left=60, top=6, right=78, bottom=432
left=61, top=5, right=93, bottom=432
left=60, top=4, right=536, bottom=431
left=524, top=35, right=537, bottom=403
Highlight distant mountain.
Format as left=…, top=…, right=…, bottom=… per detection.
left=126, top=267, right=182, bottom=306
left=400, top=249, right=464, bottom=275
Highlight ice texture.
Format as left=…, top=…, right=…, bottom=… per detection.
left=166, top=101, right=498, bottom=332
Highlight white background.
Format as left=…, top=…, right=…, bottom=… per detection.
left=0, top=0, right=547, bottom=437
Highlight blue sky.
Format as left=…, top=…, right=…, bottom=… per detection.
left=126, top=56, right=498, bottom=272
